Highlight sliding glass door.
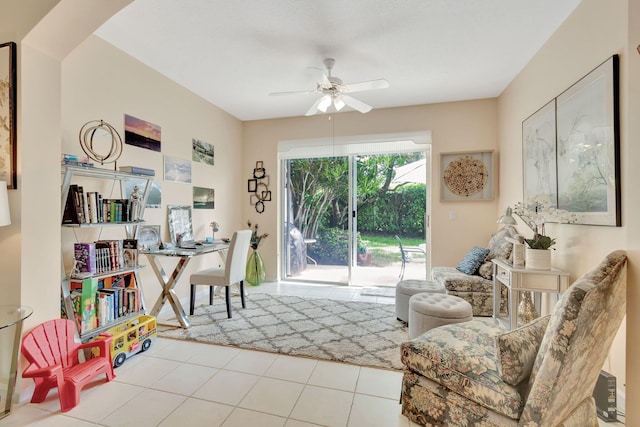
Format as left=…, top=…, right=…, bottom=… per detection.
left=282, top=150, right=428, bottom=286
left=283, top=156, right=350, bottom=284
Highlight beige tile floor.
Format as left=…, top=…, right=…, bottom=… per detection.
left=2, top=282, right=416, bottom=427
left=2, top=281, right=625, bottom=426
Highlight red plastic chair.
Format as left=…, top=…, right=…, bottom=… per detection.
left=21, top=318, right=115, bottom=412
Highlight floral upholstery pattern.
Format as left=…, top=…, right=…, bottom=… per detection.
left=401, top=320, right=523, bottom=419
left=432, top=267, right=508, bottom=316
left=521, top=250, right=627, bottom=426
left=486, top=226, right=522, bottom=262
left=432, top=226, right=523, bottom=316
left=401, top=372, right=518, bottom=427
left=495, top=315, right=550, bottom=386
left=401, top=250, right=627, bottom=427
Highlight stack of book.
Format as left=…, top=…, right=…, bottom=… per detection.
left=118, top=166, right=155, bottom=176
left=72, top=239, right=138, bottom=277
left=61, top=153, right=94, bottom=168
left=63, top=184, right=141, bottom=225
left=69, top=273, right=141, bottom=331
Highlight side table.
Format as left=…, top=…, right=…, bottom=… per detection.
left=0, top=305, right=33, bottom=419
left=492, top=259, right=569, bottom=330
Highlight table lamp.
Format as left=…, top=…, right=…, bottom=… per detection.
left=496, top=207, right=517, bottom=226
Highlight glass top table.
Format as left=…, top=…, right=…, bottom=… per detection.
left=141, top=243, right=229, bottom=328
left=0, top=306, right=32, bottom=331
left=0, top=305, right=33, bottom=419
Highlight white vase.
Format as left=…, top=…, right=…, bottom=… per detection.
left=525, top=248, right=551, bottom=270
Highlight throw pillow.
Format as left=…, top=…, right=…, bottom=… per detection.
left=456, top=246, right=490, bottom=275
left=478, top=261, right=494, bottom=280
left=495, top=315, right=550, bottom=385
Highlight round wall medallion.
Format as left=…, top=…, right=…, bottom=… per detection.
left=443, top=155, right=488, bottom=196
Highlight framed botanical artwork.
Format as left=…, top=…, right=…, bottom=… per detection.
left=522, top=99, right=557, bottom=206
left=440, top=150, right=494, bottom=201
left=0, top=42, right=17, bottom=189
left=556, top=55, right=620, bottom=226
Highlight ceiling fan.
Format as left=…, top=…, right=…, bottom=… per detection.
left=269, top=58, right=390, bottom=116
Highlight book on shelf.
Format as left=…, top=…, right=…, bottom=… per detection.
left=62, top=188, right=78, bottom=224
left=86, top=191, right=99, bottom=223
left=69, top=278, right=98, bottom=332
left=62, top=154, right=94, bottom=168
left=98, top=271, right=138, bottom=320
left=80, top=187, right=90, bottom=223
left=118, top=166, right=156, bottom=176
left=62, top=191, right=136, bottom=225
left=123, top=239, right=138, bottom=268
left=74, top=243, right=97, bottom=275
left=62, top=184, right=86, bottom=225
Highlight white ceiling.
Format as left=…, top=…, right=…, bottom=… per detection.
left=95, top=0, right=581, bottom=121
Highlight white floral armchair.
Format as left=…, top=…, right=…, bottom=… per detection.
left=432, top=226, right=523, bottom=316
left=401, top=250, right=627, bottom=426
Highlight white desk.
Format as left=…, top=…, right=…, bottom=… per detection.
left=492, top=258, right=570, bottom=330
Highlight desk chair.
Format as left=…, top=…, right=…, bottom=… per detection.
left=395, top=235, right=426, bottom=280
left=189, top=229, right=252, bottom=318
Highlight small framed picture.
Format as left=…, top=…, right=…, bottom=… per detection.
left=137, top=225, right=161, bottom=251
left=248, top=179, right=257, bottom=192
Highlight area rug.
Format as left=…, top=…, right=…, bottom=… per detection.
left=159, top=293, right=408, bottom=370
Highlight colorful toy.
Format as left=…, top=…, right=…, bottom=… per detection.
left=93, top=315, right=157, bottom=367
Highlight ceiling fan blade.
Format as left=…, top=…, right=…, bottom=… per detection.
left=269, top=89, right=316, bottom=96
left=343, top=78, right=389, bottom=93
left=341, top=95, right=372, bottom=113
left=305, top=96, right=324, bottom=116
left=306, top=66, right=331, bottom=88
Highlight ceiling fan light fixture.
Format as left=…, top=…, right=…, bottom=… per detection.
left=318, top=95, right=332, bottom=113
left=271, top=58, right=389, bottom=116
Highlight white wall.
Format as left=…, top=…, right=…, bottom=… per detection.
left=497, top=0, right=633, bottom=416
left=625, top=1, right=640, bottom=422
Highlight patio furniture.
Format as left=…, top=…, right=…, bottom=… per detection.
left=408, top=293, right=472, bottom=339
left=21, top=318, right=115, bottom=412
left=400, top=250, right=627, bottom=426
left=395, top=235, right=426, bottom=280
left=395, top=279, right=446, bottom=323
left=431, top=225, right=523, bottom=316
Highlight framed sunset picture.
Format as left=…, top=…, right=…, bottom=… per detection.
left=124, top=113, right=161, bottom=152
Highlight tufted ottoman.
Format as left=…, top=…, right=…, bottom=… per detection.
left=395, top=280, right=446, bottom=322
left=408, top=293, right=473, bottom=339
